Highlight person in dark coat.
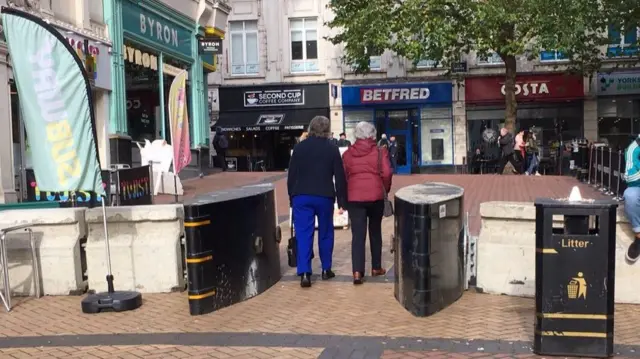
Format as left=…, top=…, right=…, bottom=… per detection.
left=342, top=121, right=393, bottom=284
left=212, top=127, right=229, bottom=171
left=337, top=133, right=351, bottom=147
left=496, top=127, right=520, bottom=174
left=287, top=116, right=347, bottom=288
left=388, top=136, right=398, bottom=172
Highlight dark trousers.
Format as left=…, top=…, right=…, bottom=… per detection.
left=292, top=195, right=334, bottom=275
left=390, top=156, right=397, bottom=173
left=497, top=153, right=521, bottom=174
left=348, top=200, right=384, bottom=274
left=217, top=150, right=227, bottom=171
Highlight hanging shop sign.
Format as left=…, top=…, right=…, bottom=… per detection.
left=199, top=37, right=223, bottom=55
left=244, top=89, right=305, bottom=107
left=465, top=74, right=584, bottom=103
left=122, top=45, right=188, bottom=78
left=597, top=72, right=640, bottom=96
left=341, top=83, right=453, bottom=106
left=121, top=0, right=192, bottom=58
left=60, top=30, right=112, bottom=90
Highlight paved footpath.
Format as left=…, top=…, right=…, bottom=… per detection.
left=0, top=173, right=632, bottom=358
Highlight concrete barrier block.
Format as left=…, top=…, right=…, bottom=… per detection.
left=85, top=204, right=185, bottom=293
left=0, top=208, right=86, bottom=296
left=478, top=201, right=640, bottom=303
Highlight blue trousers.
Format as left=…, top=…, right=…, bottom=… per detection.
left=292, top=195, right=334, bottom=275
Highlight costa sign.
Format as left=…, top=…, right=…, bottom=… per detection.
left=466, top=74, right=584, bottom=103
left=500, top=82, right=550, bottom=96
left=361, top=87, right=430, bottom=103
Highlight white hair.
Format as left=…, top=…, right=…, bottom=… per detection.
left=354, top=121, right=377, bottom=140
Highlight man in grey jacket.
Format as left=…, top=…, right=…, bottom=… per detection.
left=496, top=127, right=521, bottom=174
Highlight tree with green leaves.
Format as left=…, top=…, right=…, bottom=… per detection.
left=326, top=0, right=639, bottom=132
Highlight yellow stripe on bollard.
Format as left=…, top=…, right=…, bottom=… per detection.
left=185, top=220, right=211, bottom=227
left=537, top=313, right=609, bottom=320
left=188, top=290, right=216, bottom=300
left=186, top=255, right=213, bottom=264
left=537, top=331, right=608, bottom=338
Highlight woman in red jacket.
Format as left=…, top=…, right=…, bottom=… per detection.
left=342, top=122, right=393, bottom=284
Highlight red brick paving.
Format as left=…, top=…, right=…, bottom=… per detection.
left=165, top=172, right=605, bottom=235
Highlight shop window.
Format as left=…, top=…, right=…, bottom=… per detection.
left=607, top=24, right=639, bottom=57
left=540, top=50, right=567, bottom=62
left=477, top=52, right=504, bottom=65
left=344, top=110, right=374, bottom=144
left=598, top=97, right=640, bottom=150
left=421, top=108, right=453, bottom=165
left=229, top=20, right=259, bottom=75
left=290, top=17, right=319, bottom=73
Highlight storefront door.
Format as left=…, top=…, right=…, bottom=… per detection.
left=385, top=110, right=413, bottom=174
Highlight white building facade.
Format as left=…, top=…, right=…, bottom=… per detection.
left=210, top=0, right=635, bottom=173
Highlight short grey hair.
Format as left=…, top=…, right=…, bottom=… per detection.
left=308, top=116, right=331, bottom=138
left=354, top=121, right=376, bottom=140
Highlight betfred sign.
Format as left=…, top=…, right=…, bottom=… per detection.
left=361, top=87, right=430, bottom=103
left=341, top=83, right=453, bottom=106
left=465, top=74, right=584, bottom=103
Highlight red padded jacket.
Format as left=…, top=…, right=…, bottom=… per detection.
left=342, top=138, right=393, bottom=203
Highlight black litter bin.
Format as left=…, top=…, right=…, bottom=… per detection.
left=183, top=183, right=281, bottom=315
left=534, top=198, right=618, bottom=358
left=393, top=182, right=465, bottom=317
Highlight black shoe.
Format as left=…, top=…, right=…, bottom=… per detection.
left=353, top=272, right=363, bottom=285
left=322, top=269, right=335, bottom=280
left=627, top=240, right=640, bottom=262
left=300, top=273, right=312, bottom=288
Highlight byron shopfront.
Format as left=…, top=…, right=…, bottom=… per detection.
left=465, top=73, right=584, bottom=162
left=341, top=82, right=454, bottom=174
left=596, top=71, right=640, bottom=150
left=105, top=0, right=211, bottom=167
left=216, top=83, right=329, bottom=171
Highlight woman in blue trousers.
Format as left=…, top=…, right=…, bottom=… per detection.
left=287, top=116, right=347, bottom=288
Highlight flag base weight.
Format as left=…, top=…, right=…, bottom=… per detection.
left=81, top=197, right=142, bottom=314
left=81, top=286, right=142, bottom=313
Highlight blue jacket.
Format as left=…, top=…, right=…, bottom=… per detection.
left=625, top=139, right=640, bottom=187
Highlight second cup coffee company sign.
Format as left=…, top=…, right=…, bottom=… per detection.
left=244, top=89, right=305, bottom=107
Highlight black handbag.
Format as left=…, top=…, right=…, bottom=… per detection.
left=286, top=212, right=314, bottom=268
left=287, top=215, right=297, bottom=267
left=377, top=148, right=394, bottom=217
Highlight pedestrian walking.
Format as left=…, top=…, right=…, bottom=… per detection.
left=342, top=122, right=393, bottom=285
left=287, top=116, right=347, bottom=288
left=496, top=127, right=521, bottom=174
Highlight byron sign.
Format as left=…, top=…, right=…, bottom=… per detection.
left=465, top=74, right=584, bottom=103
left=341, top=83, right=453, bottom=106
left=244, top=89, right=304, bottom=107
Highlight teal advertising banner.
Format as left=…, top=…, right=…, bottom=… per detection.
left=121, top=0, right=192, bottom=58
left=1, top=8, right=105, bottom=195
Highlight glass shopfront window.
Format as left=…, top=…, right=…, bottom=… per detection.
left=598, top=97, right=640, bottom=150
left=467, top=102, right=584, bottom=162
left=344, top=110, right=374, bottom=144
left=124, top=41, right=191, bottom=143
left=421, top=108, right=453, bottom=164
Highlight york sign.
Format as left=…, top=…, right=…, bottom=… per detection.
left=500, top=82, right=550, bottom=96
left=360, top=88, right=430, bottom=103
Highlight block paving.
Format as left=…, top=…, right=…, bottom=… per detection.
left=0, top=173, right=631, bottom=358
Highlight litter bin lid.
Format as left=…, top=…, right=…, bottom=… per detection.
left=534, top=197, right=618, bottom=209
left=395, top=182, right=464, bottom=204
left=184, top=183, right=274, bottom=207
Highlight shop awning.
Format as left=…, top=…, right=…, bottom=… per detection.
left=214, top=109, right=324, bottom=132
